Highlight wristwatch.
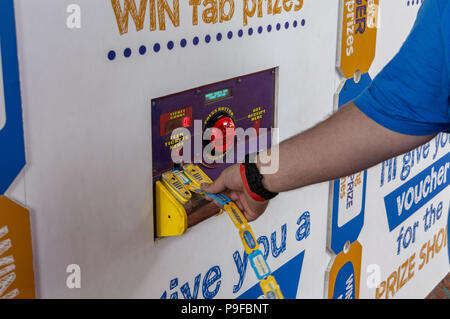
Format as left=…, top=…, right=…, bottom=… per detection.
left=240, top=153, right=278, bottom=202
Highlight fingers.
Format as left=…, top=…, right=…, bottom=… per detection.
left=238, top=192, right=261, bottom=222
left=201, top=170, right=227, bottom=194
left=202, top=164, right=243, bottom=195
left=200, top=164, right=267, bottom=222
left=229, top=191, right=245, bottom=211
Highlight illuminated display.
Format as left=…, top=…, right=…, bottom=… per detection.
left=205, top=88, right=232, bottom=104
left=159, top=106, right=192, bottom=136
left=182, top=116, right=190, bottom=128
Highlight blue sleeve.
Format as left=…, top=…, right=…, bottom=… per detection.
left=354, top=0, right=450, bottom=136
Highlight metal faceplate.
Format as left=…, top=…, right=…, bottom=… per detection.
left=151, top=68, right=276, bottom=182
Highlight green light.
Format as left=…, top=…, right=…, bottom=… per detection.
left=205, top=88, right=232, bottom=104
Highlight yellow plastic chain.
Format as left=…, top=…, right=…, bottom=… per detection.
left=181, top=164, right=284, bottom=299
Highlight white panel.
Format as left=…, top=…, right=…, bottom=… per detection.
left=11, top=0, right=448, bottom=299
left=13, top=0, right=337, bottom=298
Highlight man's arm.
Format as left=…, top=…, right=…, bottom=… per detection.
left=202, top=102, right=435, bottom=221
left=203, top=0, right=448, bottom=221
left=259, top=101, right=435, bottom=193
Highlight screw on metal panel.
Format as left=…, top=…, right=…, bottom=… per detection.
left=196, top=89, right=201, bottom=95
left=237, top=78, right=242, bottom=84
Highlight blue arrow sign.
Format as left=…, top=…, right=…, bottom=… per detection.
left=237, top=250, right=305, bottom=299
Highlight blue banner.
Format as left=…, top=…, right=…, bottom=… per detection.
left=0, top=0, right=26, bottom=195
left=332, top=261, right=355, bottom=299
left=328, top=74, right=371, bottom=254
left=384, top=153, right=450, bottom=231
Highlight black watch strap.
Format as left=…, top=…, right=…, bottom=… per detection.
left=243, top=153, right=278, bottom=201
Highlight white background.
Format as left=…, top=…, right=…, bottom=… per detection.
left=7, top=0, right=448, bottom=298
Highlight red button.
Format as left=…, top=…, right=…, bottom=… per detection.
left=211, top=117, right=236, bottom=153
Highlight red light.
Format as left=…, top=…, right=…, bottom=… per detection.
left=211, top=117, right=236, bottom=153
left=182, top=116, right=190, bottom=128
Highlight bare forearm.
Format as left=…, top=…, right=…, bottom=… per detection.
left=259, top=102, right=436, bottom=193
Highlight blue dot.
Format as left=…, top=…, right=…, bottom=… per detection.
left=248, top=28, right=253, bottom=36
left=227, top=31, right=233, bottom=39
left=238, top=29, right=243, bottom=37
left=180, top=38, right=187, bottom=47
left=167, top=41, right=174, bottom=50
left=124, top=48, right=132, bottom=58
left=153, top=43, right=161, bottom=53
left=193, top=36, right=199, bottom=45
left=285, top=22, right=289, bottom=29
left=107, top=50, right=116, bottom=61
left=139, top=45, right=146, bottom=55
left=267, top=24, right=272, bottom=32
left=258, top=26, right=263, bottom=34
left=216, top=33, right=222, bottom=41
left=276, top=23, right=281, bottom=31
left=301, top=19, right=306, bottom=26
left=205, top=34, right=211, bottom=43
left=293, top=20, right=298, bottom=28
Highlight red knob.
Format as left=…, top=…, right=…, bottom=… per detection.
left=211, top=117, right=236, bottom=153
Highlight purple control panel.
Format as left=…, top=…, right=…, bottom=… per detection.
left=151, top=68, right=276, bottom=182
